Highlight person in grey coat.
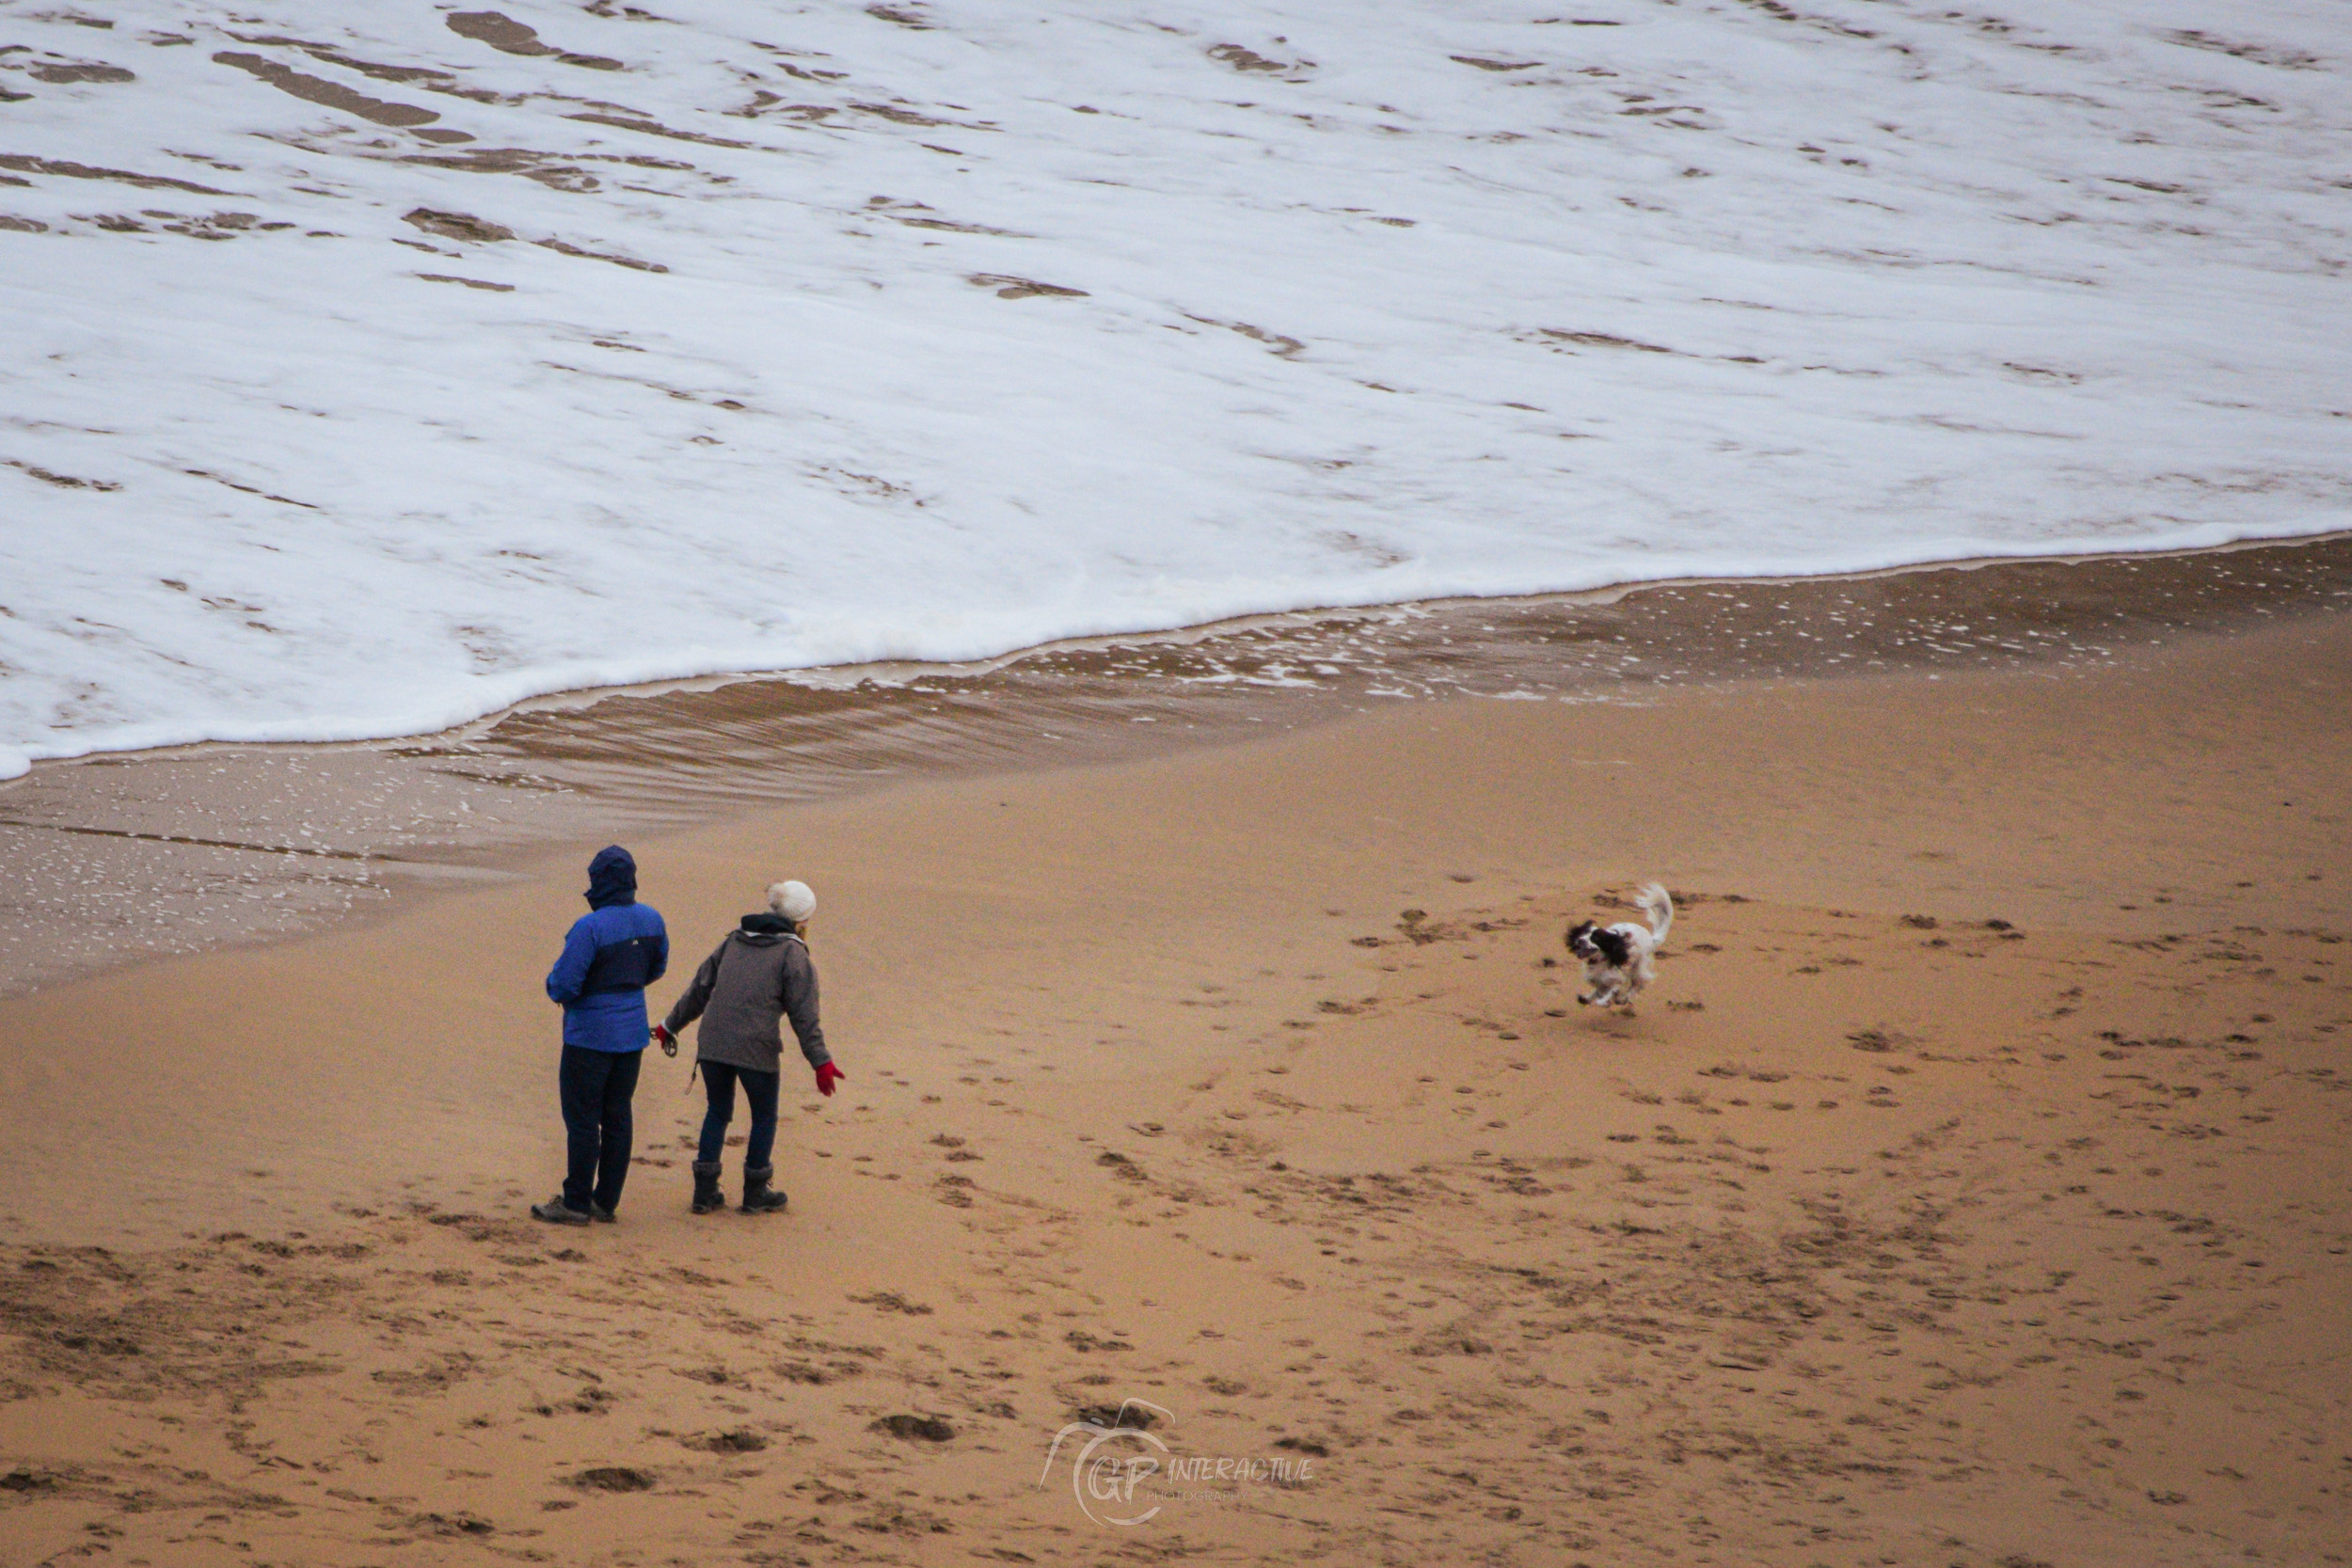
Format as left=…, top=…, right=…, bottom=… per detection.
left=652, top=879, right=845, bottom=1213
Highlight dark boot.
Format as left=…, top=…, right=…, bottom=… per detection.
left=740, top=1164, right=787, bottom=1213
left=691, top=1161, right=726, bottom=1214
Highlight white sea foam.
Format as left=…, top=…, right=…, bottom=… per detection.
left=2, top=0, right=2346, bottom=779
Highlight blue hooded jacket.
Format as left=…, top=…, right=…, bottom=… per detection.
left=545, top=846, right=669, bottom=1053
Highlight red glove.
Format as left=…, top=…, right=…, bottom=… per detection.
left=652, top=1022, right=677, bottom=1057
left=814, top=1061, right=846, bottom=1098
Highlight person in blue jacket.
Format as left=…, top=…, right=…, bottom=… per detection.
left=533, top=846, right=670, bottom=1226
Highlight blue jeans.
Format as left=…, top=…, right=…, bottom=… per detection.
left=559, top=1045, right=643, bottom=1213
left=698, top=1062, right=779, bottom=1167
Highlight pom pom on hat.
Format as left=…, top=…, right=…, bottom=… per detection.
left=767, top=879, right=817, bottom=923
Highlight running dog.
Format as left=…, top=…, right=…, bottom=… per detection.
left=1565, top=883, right=1675, bottom=1009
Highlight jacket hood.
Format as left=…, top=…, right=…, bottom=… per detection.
left=584, top=846, right=638, bottom=909
left=737, top=911, right=795, bottom=942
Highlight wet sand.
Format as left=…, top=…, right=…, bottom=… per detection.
left=0, top=584, right=2344, bottom=1564
left=4, top=534, right=2345, bottom=998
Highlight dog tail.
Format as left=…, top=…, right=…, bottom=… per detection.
left=1635, top=882, right=1674, bottom=946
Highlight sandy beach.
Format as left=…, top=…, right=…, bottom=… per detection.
left=7, top=6, right=2347, bottom=1561
left=0, top=596, right=2344, bottom=1566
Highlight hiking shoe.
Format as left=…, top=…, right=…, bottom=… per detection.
left=590, top=1202, right=618, bottom=1224
left=531, top=1196, right=592, bottom=1226
left=740, top=1164, right=787, bottom=1214
left=691, top=1161, right=726, bottom=1214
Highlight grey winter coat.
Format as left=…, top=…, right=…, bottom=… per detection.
left=660, top=913, right=831, bottom=1076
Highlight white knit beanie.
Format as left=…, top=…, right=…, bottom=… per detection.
left=767, top=879, right=817, bottom=923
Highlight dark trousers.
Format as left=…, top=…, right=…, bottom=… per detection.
left=559, top=1045, right=644, bottom=1213
left=698, top=1062, right=780, bottom=1167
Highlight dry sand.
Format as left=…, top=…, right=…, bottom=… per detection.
left=0, top=611, right=2346, bottom=1567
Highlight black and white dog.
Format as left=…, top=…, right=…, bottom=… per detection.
left=1565, top=883, right=1675, bottom=1008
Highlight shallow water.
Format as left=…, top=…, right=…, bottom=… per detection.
left=6, top=2, right=2349, bottom=772
left=0, top=536, right=2344, bottom=994
left=467, top=534, right=2352, bottom=815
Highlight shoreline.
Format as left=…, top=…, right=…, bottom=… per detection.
left=2, top=533, right=2345, bottom=999
left=14, top=527, right=2350, bottom=775
left=442, top=521, right=2352, bottom=718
